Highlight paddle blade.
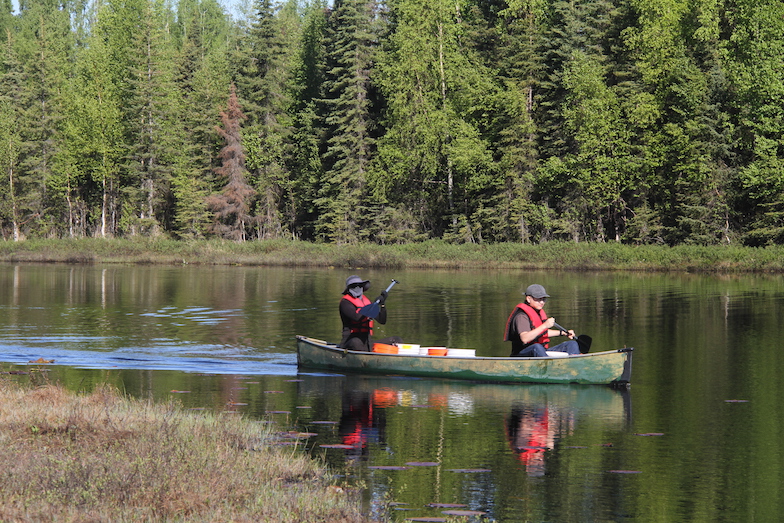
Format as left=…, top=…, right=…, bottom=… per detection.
left=577, top=334, right=592, bottom=354
left=358, top=302, right=381, bottom=319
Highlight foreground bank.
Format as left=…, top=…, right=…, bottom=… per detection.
left=0, top=378, right=366, bottom=522
left=1, top=238, right=784, bottom=272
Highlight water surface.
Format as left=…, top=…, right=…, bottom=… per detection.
left=1, top=264, right=782, bottom=521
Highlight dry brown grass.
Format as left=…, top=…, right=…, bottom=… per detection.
left=0, top=380, right=367, bottom=522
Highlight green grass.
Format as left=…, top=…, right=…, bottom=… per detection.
left=1, top=237, right=783, bottom=271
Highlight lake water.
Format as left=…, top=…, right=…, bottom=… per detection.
left=1, top=263, right=783, bottom=521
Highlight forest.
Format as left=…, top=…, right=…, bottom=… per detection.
left=1, top=0, right=783, bottom=246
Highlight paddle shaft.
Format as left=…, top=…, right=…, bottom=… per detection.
left=553, top=322, right=592, bottom=354
left=381, top=279, right=398, bottom=296
left=358, top=279, right=398, bottom=319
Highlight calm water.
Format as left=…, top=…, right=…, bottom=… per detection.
left=1, top=263, right=783, bottom=521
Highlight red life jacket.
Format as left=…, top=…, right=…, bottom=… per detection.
left=504, top=303, right=550, bottom=348
left=342, top=294, right=373, bottom=334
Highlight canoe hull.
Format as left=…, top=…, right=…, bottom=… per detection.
left=296, top=336, right=632, bottom=386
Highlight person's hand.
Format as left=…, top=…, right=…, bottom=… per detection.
left=378, top=290, right=388, bottom=304
left=544, top=317, right=556, bottom=329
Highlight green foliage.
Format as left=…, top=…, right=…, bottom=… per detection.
left=122, top=0, right=183, bottom=236
left=623, top=202, right=665, bottom=245
left=233, top=0, right=301, bottom=239
left=2, top=0, right=784, bottom=247
left=724, top=0, right=784, bottom=245
left=56, top=15, right=124, bottom=238
left=0, top=31, right=24, bottom=240
left=11, top=0, right=75, bottom=238
left=171, top=0, right=232, bottom=239
left=3, top=236, right=784, bottom=272
left=314, top=0, right=383, bottom=243
left=372, top=0, right=498, bottom=240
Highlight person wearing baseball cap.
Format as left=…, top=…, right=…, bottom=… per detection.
left=339, top=275, right=401, bottom=351
left=503, top=284, right=580, bottom=357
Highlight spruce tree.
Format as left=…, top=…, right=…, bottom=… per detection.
left=234, top=0, right=298, bottom=239
left=623, top=0, right=723, bottom=245
left=724, top=0, right=784, bottom=245
left=314, top=0, right=381, bottom=243
left=532, top=0, right=626, bottom=241
left=207, top=85, right=256, bottom=241
left=0, top=29, right=24, bottom=240
left=123, top=0, right=182, bottom=236
left=288, top=1, right=328, bottom=239
left=491, top=0, right=547, bottom=242
left=15, top=0, right=73, bottom=237
left=171, top=0, right=233, bottom=237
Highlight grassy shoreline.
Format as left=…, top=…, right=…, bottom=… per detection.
left=1, top=238, right=784, bottom=272
left=0, top=377, right=367, bottom=522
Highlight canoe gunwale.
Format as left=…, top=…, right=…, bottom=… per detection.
left=295, top=335, right=629, bottom=360
left=295, top=335, right=633, bottom=386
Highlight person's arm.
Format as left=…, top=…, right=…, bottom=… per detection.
left=547, top=327, right=575, bottom=339
left=515, top=314, right=555, bottom=344
left=374, top=290, right=389, bottom=324
left=340, top=298, right=364, bottom=322
left=376, top=304, right=387, bottom=324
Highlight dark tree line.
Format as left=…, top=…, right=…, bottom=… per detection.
left=1, top=0, right=782, bottom=245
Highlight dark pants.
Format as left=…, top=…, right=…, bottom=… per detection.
left=512, top=339, right=580, bottom=357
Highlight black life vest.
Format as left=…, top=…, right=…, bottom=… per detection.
left=342, top=294, right=373, bottom=334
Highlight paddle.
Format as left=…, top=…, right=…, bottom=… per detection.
left=358, top=279, right=398, bottom=319
left=553, top=322, right=592, bottom=354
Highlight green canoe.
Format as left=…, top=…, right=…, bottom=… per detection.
left=296, top=336, right=633, bottom=387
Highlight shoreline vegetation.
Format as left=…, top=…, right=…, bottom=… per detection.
left=0, top=377, right=367, bottom=522
left=1, top=238, right=784, bottom=272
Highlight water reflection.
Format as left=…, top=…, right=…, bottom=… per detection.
left=339, top=388, right=388, bottom=462
left=4, top=264, right=784, bottom=520
left=293, top=374, right=632, bottom=519
left=506, top=405, right=569, bottom=477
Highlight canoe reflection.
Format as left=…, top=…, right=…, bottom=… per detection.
left=300, top=373, right=631, bottom=469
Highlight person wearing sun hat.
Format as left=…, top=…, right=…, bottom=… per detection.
left=339, top=275, right=401, bottom=351
left=504, top=284, right=580, bottom=357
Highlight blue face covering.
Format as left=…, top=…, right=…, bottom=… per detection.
left=348, top=285, right=364, bottom=299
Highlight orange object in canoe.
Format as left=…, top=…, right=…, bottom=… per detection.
left=373, top=343, right=399, bottom=354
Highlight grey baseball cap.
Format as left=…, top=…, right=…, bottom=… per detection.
left=525, top=284, right=550, bottom=299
